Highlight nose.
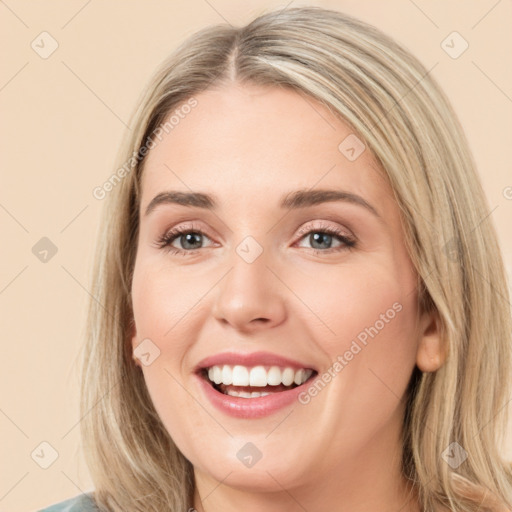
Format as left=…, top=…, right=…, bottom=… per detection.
left=211, top=249, right=287, bottom=333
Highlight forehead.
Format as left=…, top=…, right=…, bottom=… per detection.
left=139, top=83, right=392, bottom=213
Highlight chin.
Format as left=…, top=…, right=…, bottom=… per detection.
left=192, top=448, right=310, bottom=493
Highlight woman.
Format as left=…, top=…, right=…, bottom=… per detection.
left=39, top=5, right=512, bottom=512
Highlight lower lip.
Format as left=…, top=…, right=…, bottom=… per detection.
left=195, top=373, right=312, bottom=419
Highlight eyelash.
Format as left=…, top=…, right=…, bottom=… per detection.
left=154, top=222, right=357, bottom=256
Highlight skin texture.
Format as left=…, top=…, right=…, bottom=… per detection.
left=130, top=83, right=445, bottom=512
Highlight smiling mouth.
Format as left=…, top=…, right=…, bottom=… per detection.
left=199, top=364, right=317, bottom=398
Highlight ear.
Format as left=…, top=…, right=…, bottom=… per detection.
left=129, top=317, right=142, bottom=369
left=416, top=308, right=446, bottom=373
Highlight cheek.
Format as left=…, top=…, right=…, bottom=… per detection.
left=302, top=260, right=419, bottom=403
left=299, top=260, right=417, bottom=349
left=290, top=264, right=419, bottom=462
left=131, top=263, right=223, bottom=450
left=304, top=260, right=418, bottom=417
left=131, top=259, right=212, bottom=352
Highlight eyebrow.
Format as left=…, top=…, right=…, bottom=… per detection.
left=144, top=189, right=381, bottom=218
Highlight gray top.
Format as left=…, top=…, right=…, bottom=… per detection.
left=37, top=492, right=100, bottom=511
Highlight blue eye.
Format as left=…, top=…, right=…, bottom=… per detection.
left=155, top=226, right=214, bottom=255
left=297, top=228, right=356, bottom=252
left=155, top=222, right=356, bottom=255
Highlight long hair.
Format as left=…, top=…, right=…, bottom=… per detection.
left=78, top=6, right=512, bottom=511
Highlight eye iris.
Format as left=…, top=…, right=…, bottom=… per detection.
left=310, top=232, right=332, bottom=249
left=181, top=232, right=202, bottom=250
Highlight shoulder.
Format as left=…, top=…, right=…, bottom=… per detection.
left=37, top=492, right=99, bottom=512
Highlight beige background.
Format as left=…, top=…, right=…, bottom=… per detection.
left=1, top=1, right=511, bottom=510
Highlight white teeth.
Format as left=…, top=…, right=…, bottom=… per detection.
left=249, top=366, right=267, bottom=386
left=225, top=389, right=273, bottom=398
left=294, top=369, right=305, bottom=385
left=213, top=366, right=222, bottom=385
left=282, top=367, right=295, bottom=386
left=250, top=391, right=269, bottom=398
left=232, top=365, right=249, bottom=386
left=206, top=364, right=313, bottom=387
left=267, top=366, right=282, bottom=385
left=221, top=365, right=233, bottom=385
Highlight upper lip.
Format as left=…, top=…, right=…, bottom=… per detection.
left=194, top=351, right=317, bottom=373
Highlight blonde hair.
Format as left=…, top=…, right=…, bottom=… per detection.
left=79, top=6, right=512, bottom=511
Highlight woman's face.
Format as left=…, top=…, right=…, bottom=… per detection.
left=130, top=83, right=440, bottom=502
